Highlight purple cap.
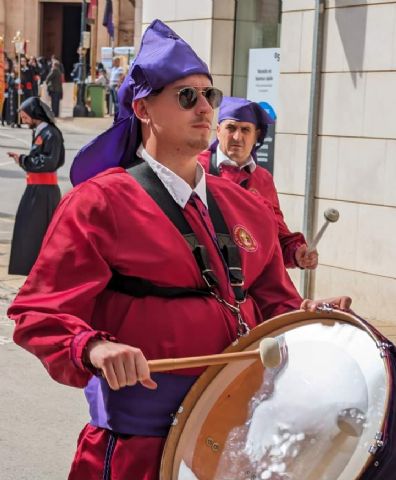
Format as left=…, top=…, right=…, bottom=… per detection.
left=210, top=96, right=274, bottom=157
left=70, top=19, right=212, bottom=186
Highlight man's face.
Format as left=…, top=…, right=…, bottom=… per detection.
left=216, top=119, right=260, bottom=165
left=140, top=74, right=215, bottom=154
left=20, top=111, right=35, bottom=128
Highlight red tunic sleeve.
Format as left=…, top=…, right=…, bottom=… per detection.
left=253, top=168, right=306, bottom=269
left=248, top=235, right=303, bottom=320
left=8, top=180, right=118, bottom=388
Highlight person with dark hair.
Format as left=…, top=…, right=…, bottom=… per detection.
left=7, top=97, right=65, bottom=275
left=45, top=60, right=63, bottom=117
left=8, top=21, right=351, bottom=479
left=1, top=58, right=8, bottom=126
left=37, top=56, right=50, bottom=83
left=28, top=56, right=41, bottom=96
left=199, top=97, right=319, bottom=270
left=19, top=56, right=35, bottom=101
left=2, top=59, right=17, bottom=126
left=50, top=54, right=65, bottom=81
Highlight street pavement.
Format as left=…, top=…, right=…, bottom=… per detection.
left=0, top=117, right=112, bottom=479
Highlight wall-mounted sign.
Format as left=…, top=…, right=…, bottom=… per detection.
left=247, top=48, right=280, bottom=174
left=82, top=31, right=91, bottom=50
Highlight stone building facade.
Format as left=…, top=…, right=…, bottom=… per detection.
left=278, top=0, right=396, bottom=329
left=0, top=0, right=134, bottom=78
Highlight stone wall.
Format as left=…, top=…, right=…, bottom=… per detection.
left=0, top=0, right=134, bottom=60
left=141, top=0, right=236, bottom=96
left=277, top=0, right=396, bottom=326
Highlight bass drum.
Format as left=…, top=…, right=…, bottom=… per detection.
left=160, top=310, right=396, bottom=480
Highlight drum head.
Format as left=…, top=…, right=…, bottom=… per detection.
left=161, top=310, right=390, bottom=480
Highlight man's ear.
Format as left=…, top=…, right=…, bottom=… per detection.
left=216, top=123, right=221, bottom=140
left=133, top=98, right=150, bottom=122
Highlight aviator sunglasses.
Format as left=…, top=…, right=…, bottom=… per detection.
left=176, top=86, right=223, bottom=110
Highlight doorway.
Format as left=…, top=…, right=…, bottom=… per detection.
left=41, top=2, right=82, bottom=81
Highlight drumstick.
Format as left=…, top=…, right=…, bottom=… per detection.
left=307, top=208, right=340, bottom=252
left=148, top=337, right=281, bottom=372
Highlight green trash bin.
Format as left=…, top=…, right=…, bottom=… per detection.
left=86, top=84, right=106, bottom=117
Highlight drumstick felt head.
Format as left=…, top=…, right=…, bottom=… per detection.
left=337, top=408, right=366, bottom=437
left=324, top=208, right=340, bottom=223
left=259, top=338, right=281, bottom=368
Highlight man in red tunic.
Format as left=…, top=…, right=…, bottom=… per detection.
left=8, top=20, right=351, bottom=480
left=199, top=96, right=318, bottom=270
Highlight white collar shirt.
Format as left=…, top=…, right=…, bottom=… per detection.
left=137, top=144, right=208, bottom=209
left=216, top=144, right=256, bottom=173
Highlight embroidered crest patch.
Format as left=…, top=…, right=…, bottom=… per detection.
left=34, top=135, right=43, bottom=146
left=233, top=225, right=258, bottom=252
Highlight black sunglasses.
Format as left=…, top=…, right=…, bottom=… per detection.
left=176, top=86, right=223, bottom=110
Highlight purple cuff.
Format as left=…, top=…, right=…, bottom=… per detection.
left=71, top=330, right=117, bottom=372
left=85, top=373, right=197, bottom=436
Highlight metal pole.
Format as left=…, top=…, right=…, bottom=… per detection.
left=90, top=1, right=98, bottom=83
left=301, top=0, right=326, bottom=298
left=73, top=0, right=88, bottom=117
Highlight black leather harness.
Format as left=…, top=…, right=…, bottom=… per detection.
left=107, top=161, right=245, bottom=302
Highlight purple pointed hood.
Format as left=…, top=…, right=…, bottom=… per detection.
left=209, top=96, right=274, bottom=158
left=70, top=19, right=212, bottom=186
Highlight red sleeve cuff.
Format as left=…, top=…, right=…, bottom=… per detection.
left=283, top=241, right=305, bottom=268
left=71, top=330, right=117, bottom=372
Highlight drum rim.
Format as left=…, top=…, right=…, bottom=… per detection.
left=160, top=309, right=392, bottom=480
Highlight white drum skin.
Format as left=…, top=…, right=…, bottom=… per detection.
left=160, top=310, right=391, bottom=480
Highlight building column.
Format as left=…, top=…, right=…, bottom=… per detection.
left=0, top=0, right=5, bottom=39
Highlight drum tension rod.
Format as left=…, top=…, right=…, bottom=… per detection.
left=376, top=341, right=392, bottom=358
left=315, top=303, right=334, bottom=313
left=368, top=432, right=384, bottom=455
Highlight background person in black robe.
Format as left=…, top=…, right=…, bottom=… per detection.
left=3, top=63, right=19, bottom=127
left=20, top=56, right=35, bottom=101
left=7, top=97, right=65, bottom=275
left=45, top=60, right=63, bottom=117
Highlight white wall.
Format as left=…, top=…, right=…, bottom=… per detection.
left=141, top=0, right=235, bottom=95
left=278, top=0, right=396, bottom=329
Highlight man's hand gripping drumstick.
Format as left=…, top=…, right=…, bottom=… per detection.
left=147, top=337, right=281, bottom=372
left=294, top=208, right=340, bottom=269
left=307, top=208, right=340, bottom=254
left=86, top=337, right=281, bottom=391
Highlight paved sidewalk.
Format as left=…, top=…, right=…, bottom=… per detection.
left=57, top=116, right=113, bottom=135
left=0, top=242, right=24, bottom=303
left=0, top=241, right=24, bottom=346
